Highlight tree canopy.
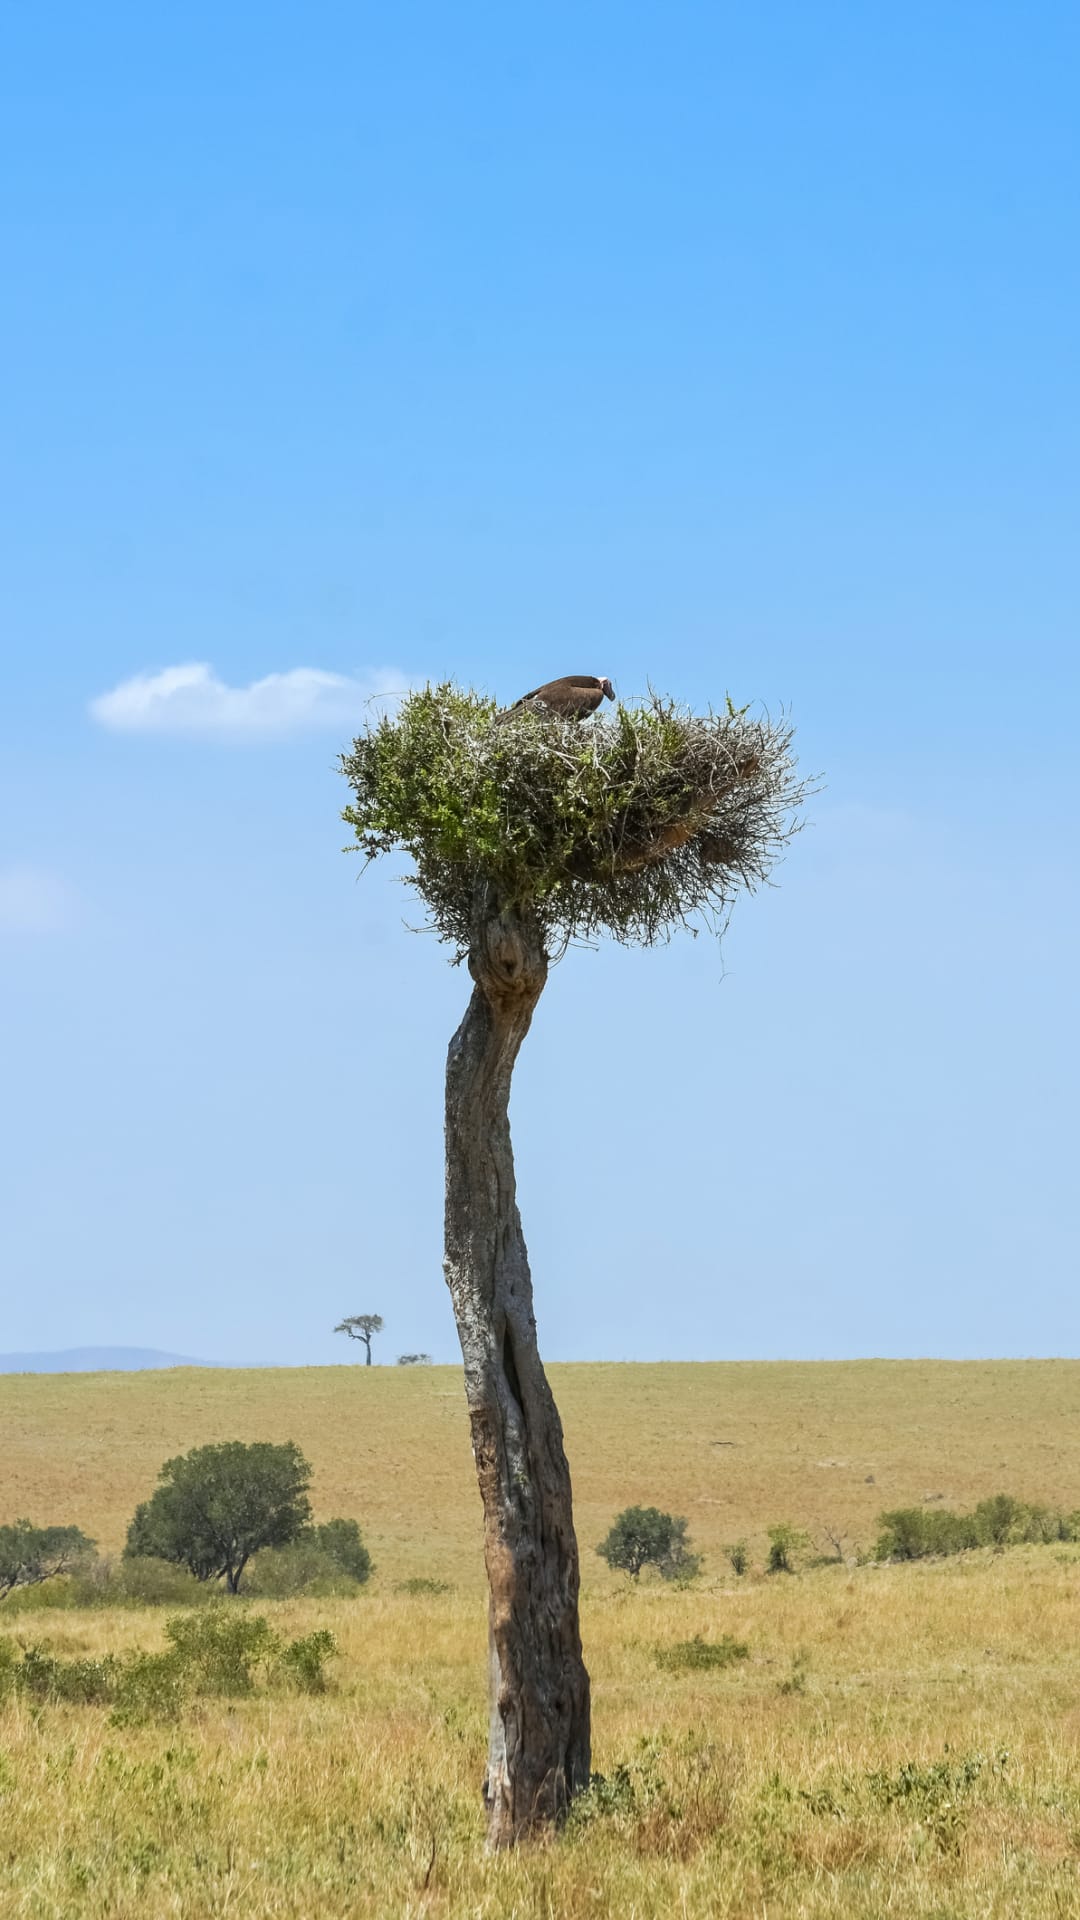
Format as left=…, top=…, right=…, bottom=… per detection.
left=596, top=1506, right=701, bottom=1582
left=0, top=1520, right=96, bottom=1599
left=341, top=683, right=804, bottom=952
left=125, top=1440, right=312, bottom=1594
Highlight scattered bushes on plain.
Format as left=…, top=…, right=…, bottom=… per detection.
left=0, top=1606, right=338, bottom=1724
left=875, top=1496, right=1080, bottom=1562
left=395, top=1576, right=453, bottom=1595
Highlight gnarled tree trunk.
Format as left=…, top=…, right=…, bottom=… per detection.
left=443, top=902, right=591, bottom=1847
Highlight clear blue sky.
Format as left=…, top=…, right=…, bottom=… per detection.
left=2, top=4, right=1077, bottom=1364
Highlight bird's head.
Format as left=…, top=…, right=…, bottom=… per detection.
left=599, top=677, right=615, bottom=702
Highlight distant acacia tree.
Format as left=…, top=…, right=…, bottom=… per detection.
left=396, top=1352, right=432, bottom=1366
left=596, top=1507, right=701, bottom=1582
left=341, top=683, right=803, bottom=1842
left=0, top=1520, right=96, bottom=1599
left=334, top=1314, right=384, bottom=1365
left=125, top=1440, right=312, bottom=1594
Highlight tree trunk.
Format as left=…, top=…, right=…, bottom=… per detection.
left=364, top=1341, right=372, bottom=1366
left=443, top=902, right=591, bottom=1846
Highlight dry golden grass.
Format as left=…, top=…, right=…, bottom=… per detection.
left=3, top=1361, right=1080, bottom=1916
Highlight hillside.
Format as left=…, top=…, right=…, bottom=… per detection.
left=0, top=1346, right=223, bottom=1373
left=3, top=1358, right=1079, bottom=1583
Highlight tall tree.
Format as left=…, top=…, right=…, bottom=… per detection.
left=334, top=1313, right=384, bottom=1365
left=341, top=684, right=803, bottom=1844
left=125, top=1440, right=312, bottom=1593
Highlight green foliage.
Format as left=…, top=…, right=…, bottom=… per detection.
left=125, top=1440, right=312, bottom=1593
left=726, top=1540, right=750, bottom=1576
left=110, top=1651, right=187, bottom=1727
left=395, top=1576, right=453, bottom=1595
left=163, top=1606, right=280, bottom=1695
left=314, top=1518, right=373, bottom=1584
left=875, top=1495, right=1078, bottom=1561
left=766, top=1524, right=809, bottom=1574
left=277, top=1629, right=338, bottom=1694
left=0, top=1520, right=96, bottom=1599
left=17, top=1645, right=121, bottom=1704
left=341, top=683, right=803, bottom=952
left=0, top=1608, right=337, bottom=1724
left=596, top=1507, right=701, bottom=1582
left=654, top=1633, right=749, bottom=1672
left=245, top=1521, right=372, bottom=1599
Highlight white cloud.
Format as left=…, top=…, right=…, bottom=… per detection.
left=0, top=867, right=72, bottom=934
left=89, top=663, right=412, bottom=737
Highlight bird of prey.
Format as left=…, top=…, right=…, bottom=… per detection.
left=496, top=675, right=615, bottom=723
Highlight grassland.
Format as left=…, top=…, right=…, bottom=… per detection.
left=3, top=1360, right=1080, bottom=1917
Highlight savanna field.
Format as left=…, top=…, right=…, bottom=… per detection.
left=3, top=1359, right=1080, bottom=1918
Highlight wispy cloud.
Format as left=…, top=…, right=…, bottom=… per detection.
left=89, top=663, right=413, bottom=737
left=0, top=866, right=72, bottom=934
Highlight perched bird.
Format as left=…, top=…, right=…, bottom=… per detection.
left=497, top=675, right=615, bottom=723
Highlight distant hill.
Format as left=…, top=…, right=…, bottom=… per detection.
left=0, top=1346, right=224, bottom=1374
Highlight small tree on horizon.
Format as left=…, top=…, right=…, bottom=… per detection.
left=125, top=1440, right=312, bottom=1593
left=341, top=682, right=804, bottom=1843
left=334, top=1314, right=384, bottom=1365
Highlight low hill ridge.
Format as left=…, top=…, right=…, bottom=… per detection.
left=0, top=1346, right=223, bottom=1373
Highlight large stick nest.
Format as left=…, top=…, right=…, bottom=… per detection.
left=341, top=684, right=807, bottom=953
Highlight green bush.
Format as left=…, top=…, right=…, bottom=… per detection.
left=277, top=1629, right=338, bottom=1694
left=314, top=1518, right=374, bottom=1584
left=596, top=1508, right=701, bottom=1583
left=395, top=1576, right=453, bottom=1596
left=726, top=1541, right=750, bottom=1577
left=17, top=1645, right=120, bottom=1705
left=874, top=1495, right=1079, bottom=1562
left=163, top=1606, right=280, bottom=1695
left=110, top=1651, right=187, bottom=1726
left=766, top=1524, right=809, bottom=1574
left=654, top=1633, right=749, bottom=1673
left=245, top=1518, right=373, bottom=1598
left=245, top=1542, right=351, bottom=1599
left=0, top=1607, right=338, bottom=1720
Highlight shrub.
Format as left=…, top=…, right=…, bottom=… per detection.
left=395, top=1577, right=453, bottom=1595
left=163, top=1606, right=280, bottom=1695
left=314, top=1518, right=374, bottom=1584
left=726, top=1541, right=750, bottom=1577
left=278, top=1629, right=338, bottom=1694
left=245, top=1542, right=348, bottom=1598
left=596, top=1508, right=701, bottom=1583
left=654, top=1633, right=749, bottom=1672
left=875, top=1494, right=1080, bottom=1562
left=766, top=1524, right=809, bottom=1574
left=17, top=1645, right=120, bottom=1704
left=111, top=1651, right=187, bottom=1726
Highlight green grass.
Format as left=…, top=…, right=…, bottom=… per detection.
left=3, top=1360, right=1080, bottom=1916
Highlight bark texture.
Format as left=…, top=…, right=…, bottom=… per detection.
left=444, top=902, right=591, bottom=1846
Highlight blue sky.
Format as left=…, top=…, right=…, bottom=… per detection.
left=2, top=4, right=1077, bottom=1364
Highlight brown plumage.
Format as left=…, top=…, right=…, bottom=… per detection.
left=496, top=675, right=615, bottom=723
